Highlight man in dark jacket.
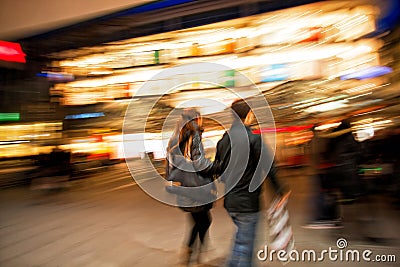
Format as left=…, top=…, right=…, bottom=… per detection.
left=213, top=99, right=284, bottom=267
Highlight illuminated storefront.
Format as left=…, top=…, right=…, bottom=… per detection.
left=0, top=122, right=62, bottom=158
left=50, top=2, right=383, bottom=106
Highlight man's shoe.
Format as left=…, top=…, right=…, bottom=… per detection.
left=302, top=219, right=343, bottom=229
left=338, top=198, right=356, bottom=205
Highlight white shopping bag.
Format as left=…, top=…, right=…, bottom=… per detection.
left=267, top=191, right=295, bottom=257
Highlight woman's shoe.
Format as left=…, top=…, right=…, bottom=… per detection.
left=179, top=247, right=193, bottom=266
left=196, top=246, right=205, bottom=265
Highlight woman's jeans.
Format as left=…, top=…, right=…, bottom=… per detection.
left=228, top=212, right=260, bottom=267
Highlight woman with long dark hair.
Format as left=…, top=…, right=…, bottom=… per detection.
left=165, top=108, right=214, bottom=266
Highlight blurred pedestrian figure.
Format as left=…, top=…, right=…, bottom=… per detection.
left=302, top=126, right=342, bottom=229
left=30, top=146, right=72, bottom=191
left=304, top=119, right=363, bottom=229
left=212, top=99, right=286, bottom=267
left=165, top=108, right=215, bottom=266
left=329, top=119, right=363, bottom=203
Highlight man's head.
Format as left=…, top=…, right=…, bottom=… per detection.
left=231, top=99, right=253, bottom=125
left=231, top=99, right=250, bottom=119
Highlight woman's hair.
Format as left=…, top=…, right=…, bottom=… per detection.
left=178, top=109, right=201, bottom=155
left=168, top=108, right=201, bottom=156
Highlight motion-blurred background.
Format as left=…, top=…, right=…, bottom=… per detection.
left=0, top=1, right=399, bottom=266
left=1, top=0, right=399, bottom=169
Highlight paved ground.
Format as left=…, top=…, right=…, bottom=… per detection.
left=0, top=161, right=399, bottom=267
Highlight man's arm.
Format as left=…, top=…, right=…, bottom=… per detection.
left=267, top=160, right=287, bottom=195
left=249, top=134, right=287, bottom=195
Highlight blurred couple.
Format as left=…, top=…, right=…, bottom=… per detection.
left=166, top=99, right=287, bottom=267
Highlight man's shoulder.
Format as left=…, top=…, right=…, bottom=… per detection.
left=219, top=127, right=261, bottom=143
